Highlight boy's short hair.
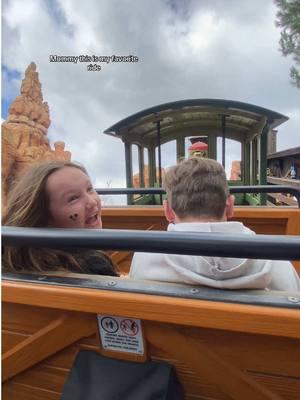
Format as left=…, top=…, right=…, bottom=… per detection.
left=163, top=157, right=229, bottom=219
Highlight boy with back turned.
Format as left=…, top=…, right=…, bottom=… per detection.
left=130, top=157, right=300, bottom=291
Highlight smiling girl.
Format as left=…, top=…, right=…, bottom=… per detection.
left=2, top=161, right=118, bottom=276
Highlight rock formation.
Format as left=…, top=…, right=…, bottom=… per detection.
left=230, top=160, right=241, bottom=180
left=7, top=62, right=51, bottom=134
left=2, top=62, right=71, bottom=207
left=133, top=165, right=165, bottom=188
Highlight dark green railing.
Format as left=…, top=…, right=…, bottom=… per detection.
left=95, top=185, right=300, bottom=207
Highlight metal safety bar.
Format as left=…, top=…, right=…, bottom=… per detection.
left=95, top=185, right=300, bottom=207
left=2, top=226, right=300, bottom=260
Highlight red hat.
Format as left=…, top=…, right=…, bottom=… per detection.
left=188, top=141, right=208, bottom=151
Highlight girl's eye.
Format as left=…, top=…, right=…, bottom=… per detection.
left=87, top=186, right=94, bottom=193
left=67, top=195, right=79, bottom=203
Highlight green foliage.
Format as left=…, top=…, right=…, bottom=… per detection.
left=275, top=0, right=300, bottom=88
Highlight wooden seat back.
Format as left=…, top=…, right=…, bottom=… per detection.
left=102, top=207, right=300, bottom=274
left=2, top=275, right=300, bottom=400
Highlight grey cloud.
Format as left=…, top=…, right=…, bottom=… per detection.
left=2, top=0, right=299, bottom=189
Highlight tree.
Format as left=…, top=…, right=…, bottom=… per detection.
left=275, top=0, right=300, bottom=88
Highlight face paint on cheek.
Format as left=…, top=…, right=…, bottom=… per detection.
left=69, top=213, right=78, bottom=222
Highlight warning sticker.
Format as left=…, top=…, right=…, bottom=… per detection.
left=97, top=315, right=144, bottom=355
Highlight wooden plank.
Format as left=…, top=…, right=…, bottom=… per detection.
left=250, top=372, right=300, bottom=400
left=145, top=323, right=284, bottom=400
left=2, top=312, right=96, bottom=382
left=102, top=206, right=299, bottom=220
left=11, top=364, right=68, bottom=394
left=286, top=214, right=300, bottom=235
left=109, top=250, right=133, bottom=265
left=146, top=323, right=300, bottom=399
left=2, top=381, right=60, bottom=400
left=3, top=283, right=300, bottom=339
left=267, top=193, right=298, bottom=207
left=77, top=328, right=299, bottom=377
left=2, top=303, right=64, bottom=334
left=233, top=219, right=287, bottom=234
left=36, top=342, right=80, bottom=370
left=102, top=207, right=300, bottom=257
left=267, top=176, right=300, bottom=188
left=105, top=205, right=300, bottom=274
left=3, top=310, right=300, bottom=400
left=190, top=327, right=300, bottom=377
left=109, top=251, right=133, bottom=274
left=2, top=330, right=29, bottom=352
left=150, top=353, right=231, bottom=400
left=102, top=208, right=168, bottom=231
left=102, top=207, right=300, bottom=237
left=233, top=208, right=299, bottom=219
left=5, top=323, right=299, bottom=400
left=9, top=332, right=228, bottom=400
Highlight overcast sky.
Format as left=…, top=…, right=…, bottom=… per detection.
left=2, top=0, right=300, bottom=196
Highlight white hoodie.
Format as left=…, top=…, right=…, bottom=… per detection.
left=129, top=222, right=300, bottom=291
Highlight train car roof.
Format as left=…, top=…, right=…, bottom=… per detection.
left=103, top=99, right=288, bottom=146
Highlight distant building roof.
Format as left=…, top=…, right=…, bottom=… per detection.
left=268, top=146, right=300, bottom=159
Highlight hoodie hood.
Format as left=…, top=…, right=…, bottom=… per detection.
left=168, top=221, right=255, bottom=272
left=130, top=221, right=300, bottom=291
left=165, top=222, right=274, bottom=289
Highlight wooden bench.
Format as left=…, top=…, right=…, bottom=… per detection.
left=2, top=274, right=300, bottom=400
left=102, top=206, right=300, bottom=274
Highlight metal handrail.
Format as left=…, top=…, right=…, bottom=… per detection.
left=95, top=185, right=300, bottom=207
left=2, top=226, right=300, bottom=260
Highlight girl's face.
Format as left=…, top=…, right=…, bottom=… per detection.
left=46, top=166, right=102, bottom=229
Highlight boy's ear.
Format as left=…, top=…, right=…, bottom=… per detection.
left=163, top=200, right=176, bottom=223
left=225, top=195, right=235, bottom=219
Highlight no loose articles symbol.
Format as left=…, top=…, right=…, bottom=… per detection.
left=120, top=319, right=139, bottom=336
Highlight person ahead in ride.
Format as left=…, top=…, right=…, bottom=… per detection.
left=2, top=160, right=118, bottom=276
left=129, top=157, right=300, bottom=291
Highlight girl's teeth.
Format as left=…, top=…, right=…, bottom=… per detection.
left=87, top=215, right=97, bottom=223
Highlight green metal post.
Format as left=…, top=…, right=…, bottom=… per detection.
left=249, top=141, right=253, bottom=184
left=124, top=142, right=133, bottom=205
left=138, top=146, right=145, bottom=187
left=176, top=136, right=185, bottom=162
left=148, top=147, right=155, bottom=187
left=259, top=124, right=268, bottom=205
left=221, top=115, right=227, bottom=169
left=148, top=147, right=156, bottom=204
left=252, top=138, right=258, bottom=185
left=156, top=120, right=163, bottom=192
left=208, top=134, right=217, bottom=160
left=241, top=142, right=245, bottom=183
left=244, top=142, right=251, bottom=185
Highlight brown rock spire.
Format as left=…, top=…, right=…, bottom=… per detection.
left=7, top=62, right=51, bottom=134
left=2, top=62, right=72, bottom=209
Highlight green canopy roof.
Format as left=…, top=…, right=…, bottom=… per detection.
left=103, top=99, right=288, bottom=147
